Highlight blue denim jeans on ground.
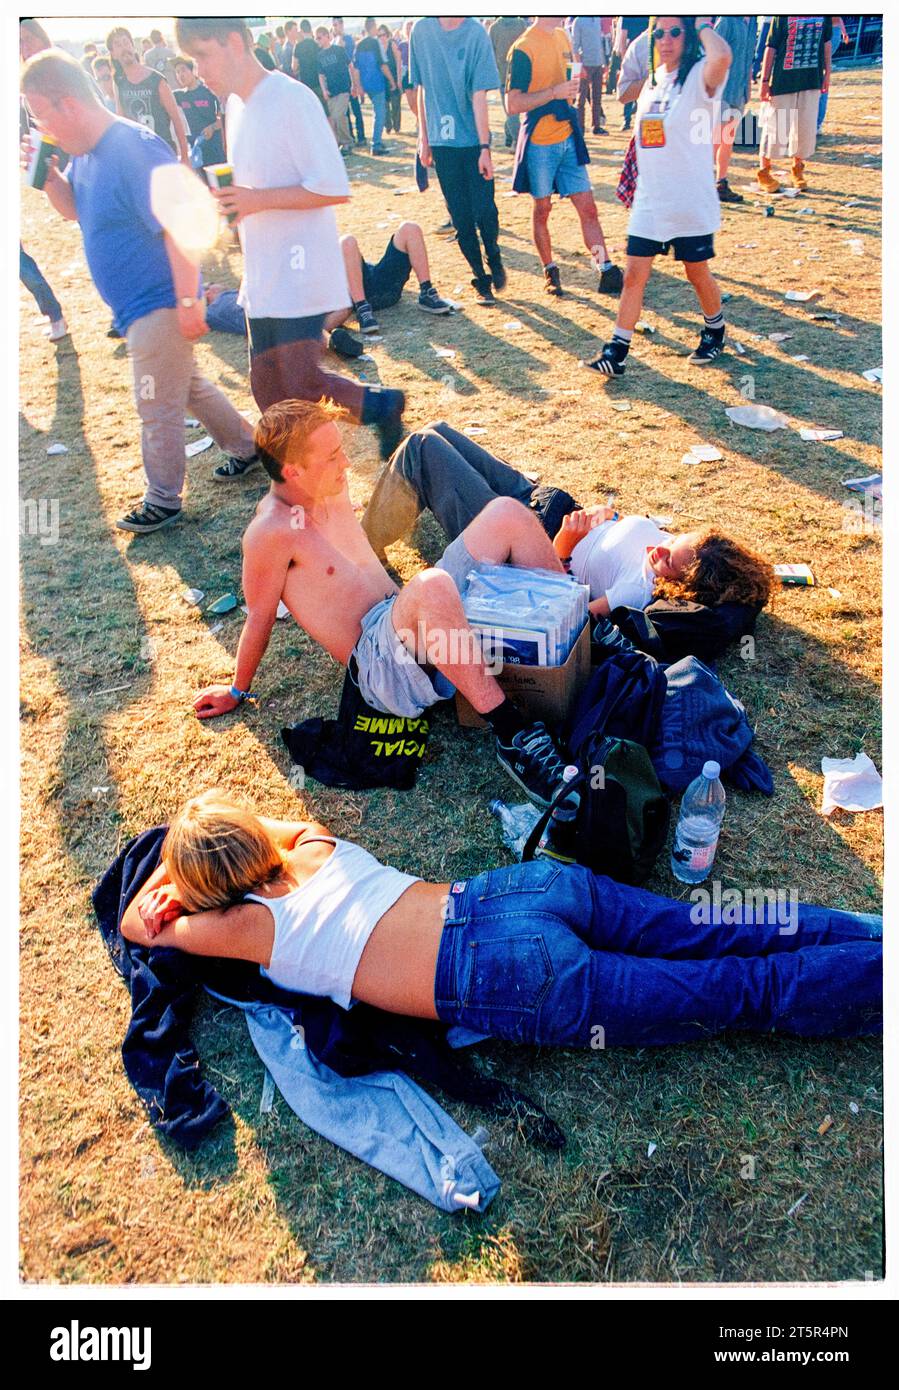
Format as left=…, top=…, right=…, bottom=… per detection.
left=20, top=245, right=62, bottom=321
left=434, top=861, right=882, bottom=1047
left=370, top=89, right=387, bottom=148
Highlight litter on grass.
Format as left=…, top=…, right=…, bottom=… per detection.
left=647, top=1143, right=657, bottom=1158
left=682, top=444, right=723, bottom=465
left=784, top=289, right=821, bottom=302
left=818, top=1116, right=833, bottom=1136
left=767, top=332, right=793, bottom=343
left=786, top=1194, right=810, bottom=1219
left=800, top=428, right=843, bottom=442
left=828, top=588, right=842, bottom=599
left=800, top=425, right=844, bottom=442
left=206, top=593, right=238, bottom=615
left=464, top=426, right=488, bottom=436
left=182, top=588, right=204, bottom=605
left=46, top=442, right=68, bottom=455
left=774, top=563, right=814, bottom=586
left=635, top=320, right=655, bottom=334
left=612, top=401, right=632, bottom=411
left=726, top=404, right=789, bottom=431
left=185, top=435, right=214, bottom=457
left=503, top=319, right=524, bottom=331
left=184, top=416, right=200, bottom=427
left=862, top=366, right=882, bottom=384
left=433, top=347, right=456, bottom=359
left=732, top=341, right=747, bottom=355
left=842, top=473, right=882, bottom=500
left=790, top=354, right=811, bottom=362
left=820, top=752, right=882, bottom=817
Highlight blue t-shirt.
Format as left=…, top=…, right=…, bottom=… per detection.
left=354, top=35, right=386, bottom=95
left=409, top=17, right=500, bottom=148
left=68, top=118, right=181, bottom=334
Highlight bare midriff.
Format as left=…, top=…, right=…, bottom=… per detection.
left=352, top=880, right=449, bottom=1020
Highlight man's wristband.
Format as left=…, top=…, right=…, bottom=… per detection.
left=229, top=684, right=256, bottom=703
left=479, top=141, right=491, bottom=150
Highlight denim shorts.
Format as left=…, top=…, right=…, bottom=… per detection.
left=350, top=535, right=476, bottom=717
left=362, top=237, right=413, bottom=311
left=434, top=861, right=882, bottom=1048
left=526, top=134, right=592, bottom=199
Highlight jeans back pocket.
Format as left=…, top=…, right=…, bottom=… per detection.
left=463, top=934, right=553, bottom=1014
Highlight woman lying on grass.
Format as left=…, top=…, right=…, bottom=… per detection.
left=121, top=791, right=882, bottom=1047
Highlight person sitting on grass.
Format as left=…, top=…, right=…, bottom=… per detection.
left=192, top=398, right=575, bottom=811
left=325, top=221, right=455, bottom=357
left=361, top=420, right=774, bottom=620
left=584, top=18, right=733, bottom=377
left=121, top=790, right=883, bottom=1046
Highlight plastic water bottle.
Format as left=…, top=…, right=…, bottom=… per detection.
left=534, top=765, right=580, bottom=864
left=490, top=800, right=542, bottom=859
left=670, top=760, right=726, bottom=884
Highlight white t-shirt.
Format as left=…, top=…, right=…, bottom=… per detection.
left=628, top=56, right=725, bottom=243
left=569, top=515, right=668, bottom=610
left=226, top=71, right=351, bottom=318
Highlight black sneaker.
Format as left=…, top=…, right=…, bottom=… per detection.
left=717, top=179, right=744, bottom=204
left=544, top=264, right=563, bottom=296
left=418, top=285, right=453, bottom=315
left=592, top=125, right=608, bottom=136
left=212, top=453, right=261, bottom=481
left=107, top=323, right=122, bottom=339
left=329, top=325, right=364, bottom=357
left=355, top=300, right=380, bottom=335
left=599, top=263, right=624, bottom=294
left=488, top=257, right=507, bottom=292
left=472, top=275, right=495, bottom=306
left=582, top=342, right=627, bottom=376
left=688, top=328, right=726, bottom=365
left=370, top=388, right=406, bottom=461
left=496, top=721, right=569, bottom=809
left=116, top=502, right=180, bottom=533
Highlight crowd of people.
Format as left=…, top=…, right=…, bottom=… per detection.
left=21, top=16, right=880, bottom=1065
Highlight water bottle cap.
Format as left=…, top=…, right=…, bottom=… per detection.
left=702, top=761, right=721, bottom=780
left=562, top=765, right=579, bottom=782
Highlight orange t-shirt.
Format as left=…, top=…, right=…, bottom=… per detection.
left=507, top=24, right=573, bottom=146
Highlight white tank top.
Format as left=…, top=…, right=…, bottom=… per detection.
left=244, top=837, right=420, bottom=1010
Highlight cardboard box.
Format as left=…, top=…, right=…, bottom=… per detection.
left=455, top=620, right=591, bottom=729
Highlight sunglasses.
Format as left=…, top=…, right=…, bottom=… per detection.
left=652, top=25, right=683, bottom=39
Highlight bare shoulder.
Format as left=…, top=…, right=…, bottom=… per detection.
left=243, top=496, right=303, bottom=554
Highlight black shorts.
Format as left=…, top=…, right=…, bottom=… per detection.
left=626, top=233, right=716, bottom=262
left=246, top=313, right=326, bottom=357
left=361, top=237, right=413, bottom=311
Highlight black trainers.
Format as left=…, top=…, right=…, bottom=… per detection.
left=488, top=257, right=507, bottom=292
left=116, top=502, right=180, bottom=533
left=689, top=328, right=726, bottom=365
left=717, top=179, right=744, bottom=204
left=329, top=325, right=364, bottom=357
left=356, top=300, right=381, bottom=335
left=544, top=264, right=563, bottom=296
left=472, top=275, right=496, bottom=306
left=496, top=721, right=569, bottom=809
left=592, top=125, right=608, bottom=136
left=418, top=285, right=453, bottom=315
left=599, top=263, right=624, bottom=294
left=582, top=341, right=627, bottom=376
left=212, top=453, right=260, bottom=481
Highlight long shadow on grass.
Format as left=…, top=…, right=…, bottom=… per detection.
left=19, top=341, right=151, bottom=885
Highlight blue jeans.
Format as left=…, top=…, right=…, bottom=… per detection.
left=434, top=861, right=882, bottom=1047
left=369, top=89, right=387, bottom=148
left=20, top=244, right=62, bottom=321
left=817, top=89, right=829, bottom=131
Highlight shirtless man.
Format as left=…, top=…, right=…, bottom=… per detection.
left=193, top=399, right=572, bottom=808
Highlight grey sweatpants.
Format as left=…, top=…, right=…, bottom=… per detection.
left=361, top=420, right=535, bottom=554
left=126, top=306, right=256, bottom=510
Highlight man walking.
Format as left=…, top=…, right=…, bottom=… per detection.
left=22, top=51, right=258, bottom=532
left=107, top=26, right=189, bottom=163
left=332, top=18, right=365, bottom=146
left=571, top=15, right=607, bottom=134
left=488, top=15, right=527, bottom=147
left=173, top=56, right=225, bottom=166
left=315, top=25, right=353, bottom=151
left=176, top=17, right=405, bottom=460
left=758, top=15, right=832, bottom=192
left=354, top=17, right=394, bottom=154
left=506, top=17, right=622, bottom=298
left=713, top=15, right=757, bottom=203
left=411, top=15, right=505, bottom=306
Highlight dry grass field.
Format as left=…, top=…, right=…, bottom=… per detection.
left=20, top=70, right=882, bottom=1285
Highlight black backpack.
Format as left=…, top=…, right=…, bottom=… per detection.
left=523, top=732, right=670, bottom=886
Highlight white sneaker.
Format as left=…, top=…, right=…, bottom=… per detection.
left=46, top=317, right=69, bottom=342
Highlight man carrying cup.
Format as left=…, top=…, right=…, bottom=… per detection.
left=506, top=16, right=622, bottom=298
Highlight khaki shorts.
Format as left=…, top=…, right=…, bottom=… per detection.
left=760, top=89, right=819, bottom=161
